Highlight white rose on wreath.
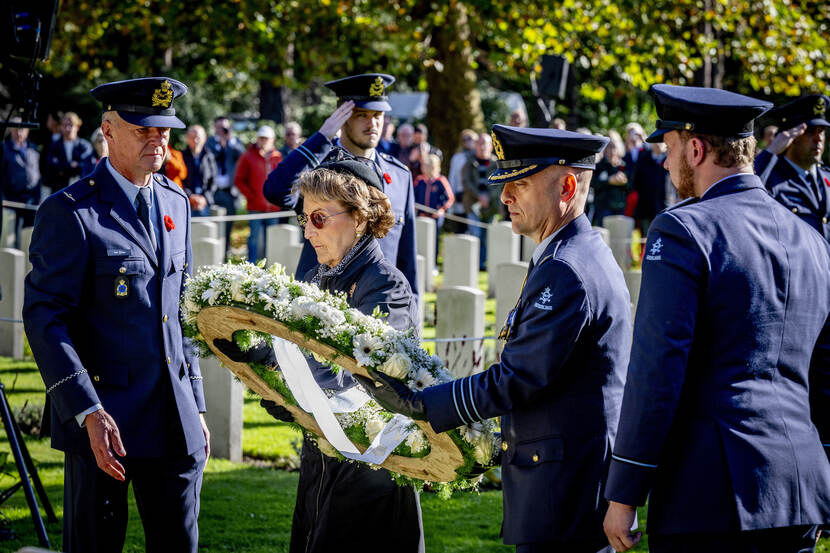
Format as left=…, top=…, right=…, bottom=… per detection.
left=379, top=352, right=411, bottom=379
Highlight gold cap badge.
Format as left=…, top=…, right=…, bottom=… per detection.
left=814, top=98, right=825, bottom=116
left=151, top=80, right=174, bottom=108
left=492, top=130, right=505, bottom=161
left=369, top=76, right=385, bottom=97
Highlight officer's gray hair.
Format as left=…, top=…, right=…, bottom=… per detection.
left=680, top=131, right=756, bottom=168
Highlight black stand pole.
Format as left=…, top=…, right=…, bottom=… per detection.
left=0, top=383, right=52, bottom=548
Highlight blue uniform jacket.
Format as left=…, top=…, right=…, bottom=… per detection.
left=755, top=149, right=830, bottom=242
left=422, top=215, right=631, bottom=545
left=23, top=161, right=207, bottom=458
left=605, top=173, right=830, bottom=535
left=262, top=131, right=418, bottom=295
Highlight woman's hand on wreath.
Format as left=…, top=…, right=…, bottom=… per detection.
left=354, top=370, right=427, bottom=421
left=259, top=399, right=295, bottom=423
left=213, top=338, right=277, bottom=366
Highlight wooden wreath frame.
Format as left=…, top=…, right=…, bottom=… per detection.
left=197, top=306, right=466, bottom=482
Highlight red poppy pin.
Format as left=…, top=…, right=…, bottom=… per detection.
left=383, top=172, right=392, bottom=184
left=825, top=177, right=830, bottom=188
left=163, top=215, right=175, bottom=231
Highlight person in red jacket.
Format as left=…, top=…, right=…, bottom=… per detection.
left=235, top=125, right=282, bottom=262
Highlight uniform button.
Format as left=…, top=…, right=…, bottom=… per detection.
left=166, top=356, right=171, bottom=364
left=398, top=217, right=403, bottom=223
left=93, top=375, right=100, bottom=382
left=162, top=314, right=168, bottom=323
left=501, top=441, right=508, bottom=452
left=89, top=179, right=95, bottom=186
left=186, top=362, right=191, bottom=368
left=184, top=262, right=188, bottom=269
left=823, top=217, right=828, bottom=224
left=532, top=454, right=539, bottom=463
left=119, top=267, right=126, bottom=274
left=792, top=207, right=798, bottom=213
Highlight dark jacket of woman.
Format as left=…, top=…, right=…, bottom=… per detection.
left=290, top=235, right=422, bottom=553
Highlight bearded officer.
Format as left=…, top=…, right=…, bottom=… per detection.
left=356, top=125, right=632, bottom=553
left=23, top=78, right=209, bottom=553
left=263, top=73, right=418, bottom=295
left=603, top=85, right=830, bottom=553
left=754, top=94, right=830, bottom=242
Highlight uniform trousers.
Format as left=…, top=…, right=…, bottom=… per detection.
left=63, top=448, right=205, bottom=553
left=649, top=525, right=821, bottom=553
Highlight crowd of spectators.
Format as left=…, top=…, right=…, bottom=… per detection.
left=2, top=103, right=690, bottom=264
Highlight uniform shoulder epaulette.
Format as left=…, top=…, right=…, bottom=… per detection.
left=666, top=197, right=700, bottom=211
left=60, top=175, right=98, bottom=204
left=153, top=173, right=187, bottom=198
left=379, top=152, right=410, bottom=173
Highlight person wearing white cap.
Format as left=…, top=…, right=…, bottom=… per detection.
left=235, top=124, right=283, bottom=261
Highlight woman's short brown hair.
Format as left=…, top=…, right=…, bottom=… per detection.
left=298, top=168, right=396, bottom=238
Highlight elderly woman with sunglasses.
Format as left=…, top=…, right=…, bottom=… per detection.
left=217, top=157, right=422, bottom=552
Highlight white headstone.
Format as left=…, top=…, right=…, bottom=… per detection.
left=602, top=215, right=635, bottom=270
left=209, top=205, right=228, bottom=253
left=282, top=244, right=304, bottom=276
left=520, top=235, right=535, bottom=262
left=593, top=226, right=611, bottom=247
left=435, top=285, right=485, bottom=378
left=266, top=225, right=301, bottom=271
left=0, top=249, right=24, bottom=359
left=415, top=217, right=436, bottom=292
left=417, top=255, right=426, bottom=329
left=18, top=227, right=34, bottom=275
left=191, top=220, right=219, bottom=246
left=624, top=269, right=642, bottom=320
left=487, top=222, right=520, bottom=296
left=442, top=234, right=479, bottom=289
left=192, top=238, right=223, bottom=272
left=495, top=261, right=530, bottom=335
left=1, top=209, right=16, bottom=248
left=200, top=356, right=243, bottom=462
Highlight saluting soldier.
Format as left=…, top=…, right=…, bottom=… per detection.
left=356, top=125, right=632, bottom=553
left=754, top=94, right=830, bottom=242
left=603, top=85, right=830, bottom=553
left=23, top=78, right=209, bottom=553
left=263, top=73, right=418, bottom=295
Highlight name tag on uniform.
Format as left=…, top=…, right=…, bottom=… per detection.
left=107, top=248, right=131, bottom=257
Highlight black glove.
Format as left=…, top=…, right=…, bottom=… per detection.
left=353, top=370, right=427, bottom=421
left=213, top=338, right=276, bottom=366
left=259, top=399, right=294, bottom=423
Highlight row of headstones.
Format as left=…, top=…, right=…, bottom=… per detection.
left=0, top=211, right=643, bottom=461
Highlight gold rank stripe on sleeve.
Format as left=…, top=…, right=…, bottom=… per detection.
left=489, top=164, right=539, bottom=181
left=611, top=454, right=658, bottom=469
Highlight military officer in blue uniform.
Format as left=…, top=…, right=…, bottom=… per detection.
left=603, top=85, right=830, bottom=553
left=263, top=73, right=418, bottom=295
left=356, top=125, right=632, bottom=553
left=23, top=77, right=210, bottom=553
left=754, top=94, right=830, bottom=242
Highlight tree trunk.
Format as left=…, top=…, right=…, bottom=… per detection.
left=425, top=0, right=484, bottom=173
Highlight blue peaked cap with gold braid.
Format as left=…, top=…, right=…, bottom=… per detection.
left=488, top=124, right=610, bottom=184
left=324, top=73, right=395, bottom=112
left=90, top=77, right=187, bottom=129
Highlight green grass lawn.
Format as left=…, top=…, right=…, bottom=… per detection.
left=2, top=262, right=829, bottom=552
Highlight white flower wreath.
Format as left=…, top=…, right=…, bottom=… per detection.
left=181, top=261, right=499, bottom=496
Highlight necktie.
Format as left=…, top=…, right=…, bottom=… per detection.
left=137, top=186, right=157, bottom=251
left=498, top=258, right=535, bottom=341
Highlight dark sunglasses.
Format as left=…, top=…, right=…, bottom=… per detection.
left=298, top=209, right=348, bottom=229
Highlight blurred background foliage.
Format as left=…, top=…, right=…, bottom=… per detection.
left=3, top=0, right=828, bottom=164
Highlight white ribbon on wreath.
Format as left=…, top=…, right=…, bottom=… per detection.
left=271, top=336, right=415, bottom=465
